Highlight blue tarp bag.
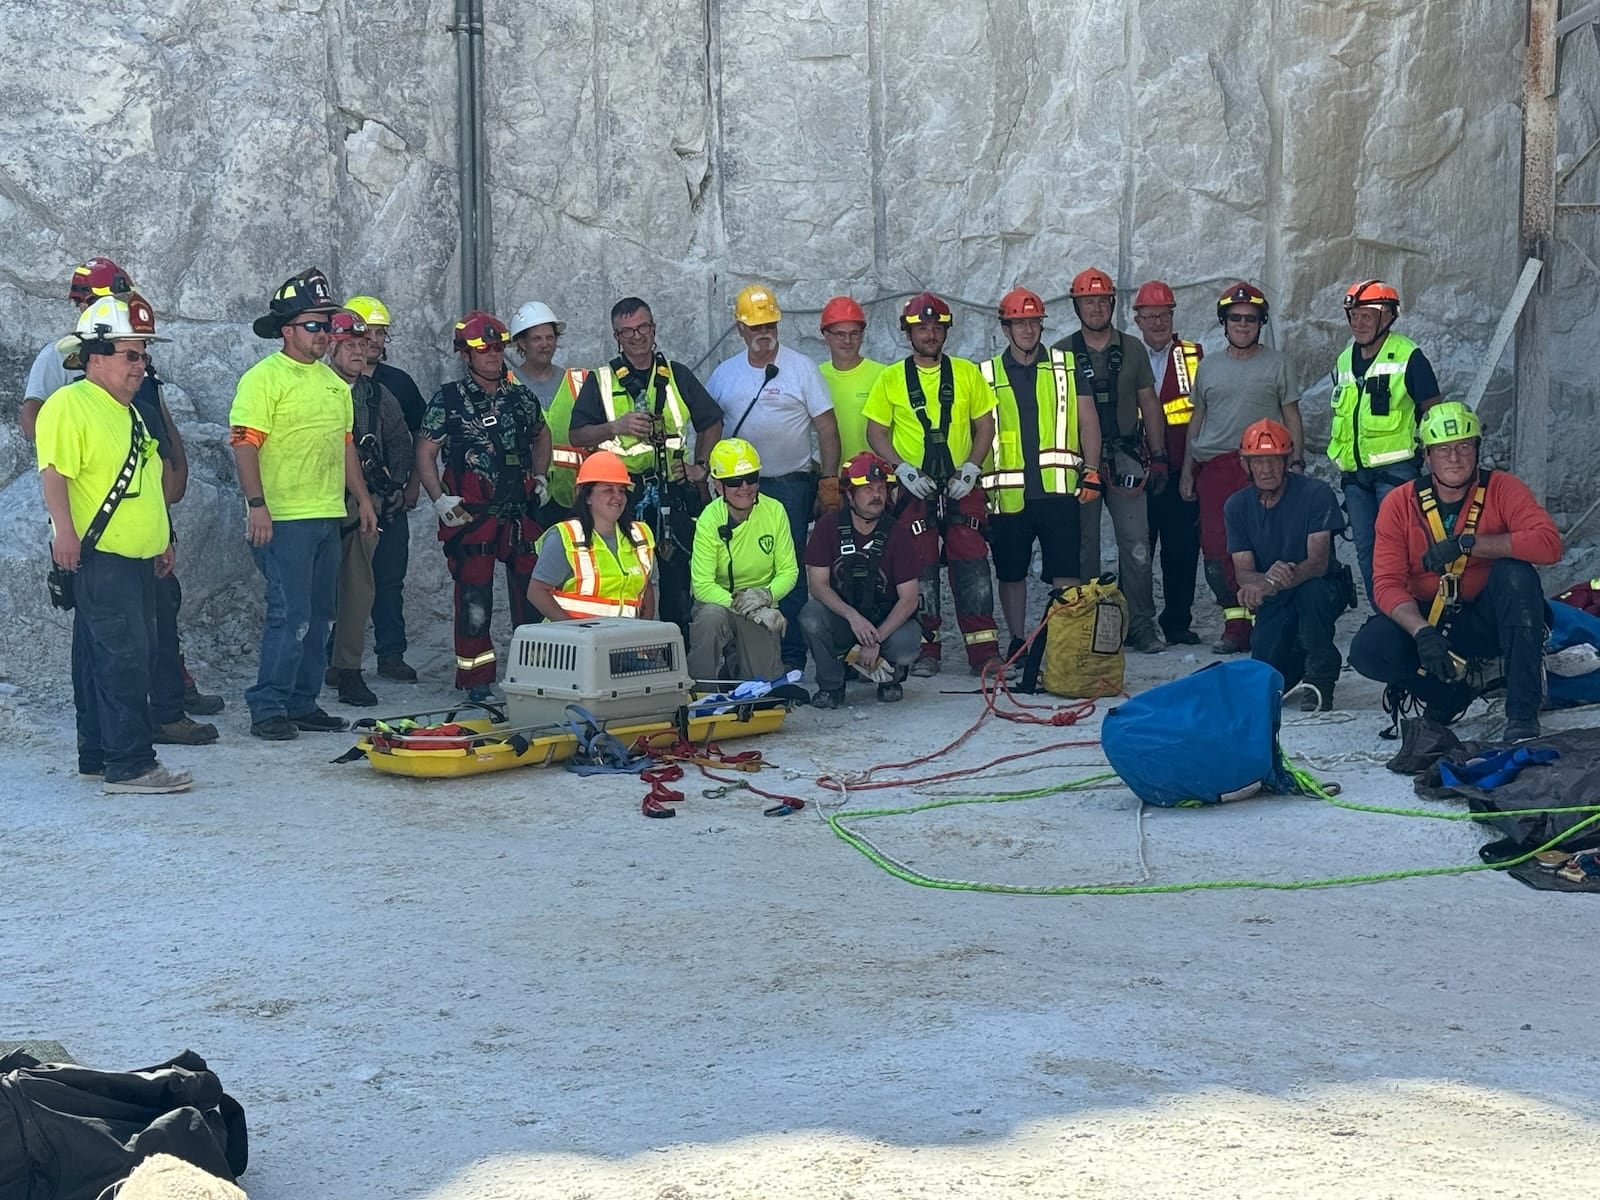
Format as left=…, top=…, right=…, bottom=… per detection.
left=1103, top=659, right=1303, bottom=807
left=1547, top=601, right=1600, bottom=707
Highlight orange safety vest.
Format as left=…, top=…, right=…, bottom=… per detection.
left=550, top=517, right=656, bottom=618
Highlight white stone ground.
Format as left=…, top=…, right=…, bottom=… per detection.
left=4, top=599, right=1599, bottom=1199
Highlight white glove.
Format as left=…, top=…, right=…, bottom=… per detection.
left=433, top=493, right=472, bottom=527
left=731, top=587, right=774, bottom=617
left=846, top=645, right=897, bottom=683
left=897, top=462, right=936, bottom=499
left=751, top=606, right=787, bottom=637
left=946, top=461, right=981, bottom=500
left=531, top=474, right=549, bottom=501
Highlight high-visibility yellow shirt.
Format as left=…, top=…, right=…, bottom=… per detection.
left=35, top=379, right=170, bottom=558
left=690, top=494, right=798, bottom=608
left=819, top=357, right=886, bottom=461
left=861, top=356, right=994, bottom=472
left=229, top=352, right=353, bottom=519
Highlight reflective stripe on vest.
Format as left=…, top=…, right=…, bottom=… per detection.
left=551, top=517, right=655, bottom=618
left=595, top=362, right=689, bottom=471
left=1327, top=333, right=1421, bottom=471
left=978, top=349, right=1082, bottom=513
left=1162, top=339, right=1201, bottom=425
left=551, top=446, right=586, bottom=468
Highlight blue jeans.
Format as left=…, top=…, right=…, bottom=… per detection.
left=370, top=512, right=410, bottom=658
left=246, top=517, right=340, bottom=721
left=759, top=471, right=817, bottom=668
left=1342, top=463, right=1418, bottom=609
left=72, top=549, right=158, bottom=781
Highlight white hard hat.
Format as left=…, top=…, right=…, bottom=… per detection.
left=56, top=293, right=170, bottom=356
left=509, top=300, right=564, bottom=337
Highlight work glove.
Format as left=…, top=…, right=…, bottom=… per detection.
left=1422, top=535, right=1468, bottom=575
left=1077, top=467, right=1103, bottom=505
left=731, top=587, right=774, bottom=617
left=897, top=462, right=936, bottom=500
left=531, top=474, right=549, bottom=502
left=816, top=475, right=841, bottom=512
left=751, top=605, right=787, bottom=637
left=1414, top=625, right=1459, bottom=681
left=846, top=644, right=897, bottom=683
left=432, top=493, right=472, bottom=527
left=1146, top=457, right=1169, bottom=497
left=945, top=461, right=982, bottom=501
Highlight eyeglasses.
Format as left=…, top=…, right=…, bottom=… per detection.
left=822, top=327, right=864, bottom=339
left=1225, top=313, right=1262, bottom=325
left=1007, top=318, right=1044, bottom=330
left=721, top=473, right=760, bottom=489
left=288, top=319, right=335, bottom=333
left=1429, top=442, right=1476, bottom=459
left=614, top=322, right=656, bottom=342
left=113, top=349, right=151, bottom=364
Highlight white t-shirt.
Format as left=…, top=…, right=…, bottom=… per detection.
left=705, top=344, right=833, bottom=476
left=26, top=341, right=71, bottom=403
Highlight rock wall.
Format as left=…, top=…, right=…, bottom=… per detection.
left=0, top=0, right=1593, bottom=677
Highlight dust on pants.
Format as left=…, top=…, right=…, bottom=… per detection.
left=901, top=488, right=999, bottom=667
left=444, top=513, right=541, bottom=688
left=1080, top=450, right=1158, bottom=642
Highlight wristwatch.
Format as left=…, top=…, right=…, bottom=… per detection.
left=1458, top=533, right=1476, bottom=555
left=247, top=496, right=266, bottom=509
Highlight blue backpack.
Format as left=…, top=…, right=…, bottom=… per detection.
left=1103, top=660, right=1303, bottom=807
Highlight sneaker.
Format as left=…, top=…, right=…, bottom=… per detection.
left=812, top=687, right=845, bottom=710
left=877, top=681, right=904, bottom=703
left=336, top=669, right=379, bottom=707
left=376, top=655, right=418, bottom=683
left=290, top=707, right=349, bottom=733
left=103, top=764, right=193, bottom=794
left=251, top=716, right=299, bottom=741
left=1299, top=683, right=1334, bottom=713
left=1504, top=718, right=1542, bottom=743
left=154, top=717, right=220, bottom=745
left=909, top=657, right=940, bottom=678
left=181, top=684, right=225, bottom=716
left=1164, top=629, right=1202, bottom=646
left=1126, top=630, right=1166, bottom=655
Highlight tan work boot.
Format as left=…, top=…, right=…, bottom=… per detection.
left=103, top=764, right=194, bottom=794
left=154, top=717, right=219, bottom=745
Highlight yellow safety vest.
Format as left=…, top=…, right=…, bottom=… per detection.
left=551, top=517, right=655, bottom=618
left=596, top=360, right=691, bottom=474
left=1160, top=339, right=1202, bottom=425
left=977, top=349, right=1084, bottom=514
left=1327, top=333, right=1422, bottom=472
left=545, top=367, right=589, bottom=509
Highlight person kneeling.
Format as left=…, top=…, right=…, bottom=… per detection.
left=800, top=453, right=923, bottom=708
left=527, top=451, right=657, bottom=620
left=1225, top=419, right=1348, bottom=711
left=687, top=438, right=797, bottom=681
left=1348, top=402, right=1562, bottom=746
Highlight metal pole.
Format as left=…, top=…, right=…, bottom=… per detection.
left=1515, top=0, right=1557, bottom=503
left=451, top=0, right=479, bottom=313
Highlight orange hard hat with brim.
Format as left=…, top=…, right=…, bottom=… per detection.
left=576, top=450, right=632, bottom=487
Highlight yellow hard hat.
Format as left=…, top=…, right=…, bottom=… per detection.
left=345, top=295, right=391, bottom=327
left=708, top=438, right=762, bottom=480
left=733, top=284, right=781, bottom=326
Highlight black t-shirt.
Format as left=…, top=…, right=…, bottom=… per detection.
left=570, top=355, right=723, bottom=434
left=1350, top=344, right=1440, bottom=406
left=373, top=361, right=428, bottom=433
left=1000, top=350, right=1049, bottom=499
left=131, top=373, right=172, bottom=461
left=1224, top=472, right=1345, bottom=579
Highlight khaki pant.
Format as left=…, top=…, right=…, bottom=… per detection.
left=687, top=602, right=783, bottom=683
left=330, top=520, right=378, bottom=670
left=1077, top=449, right=1157, bottom=643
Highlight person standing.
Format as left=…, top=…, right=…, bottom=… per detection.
left=1225, top=419, right=1348, bottom=712
left=817, top=295, right=885, bottom=462
left=1328, top=280, right=1443, bottom=607
left=980, top=287, right=1103, bottom=658
left=37, top=294, right=192, bottom=793
left=705, top=283, right=839, bottom=670
left=509, top=299, right=587, bottom=523
left=231, top=269, right=377, bottom=740
left=567, top=298, right=724, bottom=635
left=1132, top=279, right=1204, bottom=645
left=415, top=310, right=551, bottom=703
left=864, top=292, right=1002, bottom=676
left=1050, top=268, right=1168, bottom=654
left=1179, top=282, right=1304, bottom=655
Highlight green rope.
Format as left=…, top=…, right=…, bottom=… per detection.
left=826, top=756, right=1600, bottom=896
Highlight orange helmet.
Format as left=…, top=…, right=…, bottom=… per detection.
left=1240, top=418, right=1293, bottom=457
left=1133, top=280, right=1176, bottom=309
left=453, top=310, right=510, bottom=352
left=1217, top=281, right=1269, bottom=324
left=840, top=451, right=895, bottom=488
left=819, top=295, right=866, bottom=331
left=1344, top=279, right=1400, bottom=313
left=998, top=287, right=1046, bottom=321
left=1070, top=268, right=1115, bottom=299
left=575, top=450, right=632, bottom=487
left=901, top=292, right=952, bottom=328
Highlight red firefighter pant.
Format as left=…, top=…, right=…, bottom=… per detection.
left=898, top=489, right=999, bottom=666
left=1194, top=452, right=1253, bottom=644
left=442, top=512, right=542, bottom=688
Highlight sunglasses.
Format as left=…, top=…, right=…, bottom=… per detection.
left=1226, top=313, right=1263, bottom=325
left=722, top=473, right=760, bottom=489
left=112, top=349, right=151, bottom=364
left=288, top=319, right=335, bottom=333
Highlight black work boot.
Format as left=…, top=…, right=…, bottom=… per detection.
left=812, top=687, right=846, bottom=710
left=1385, top=717, right=1461, bottom=776
left=377, top=655, right=418, bottom=683
left=1300, top=682, right=1335, bottom=713
left=336, top=669, right=379, bottom=707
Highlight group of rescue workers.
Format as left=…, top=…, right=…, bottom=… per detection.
left=25, top=259, right=1564, bottom=795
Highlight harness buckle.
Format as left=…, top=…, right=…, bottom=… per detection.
left=479, top=414, right=499, bottom=428
left=1438, top=571, right=1460, bottom=607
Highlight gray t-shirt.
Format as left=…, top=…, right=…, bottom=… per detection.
left=533, top=524, right=658, bottom=587
left=511, top=363, right=563, bottom=411
left=1188, top=347, right=1298, bottom=463
left=26, top=341, right=70, bottom=403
